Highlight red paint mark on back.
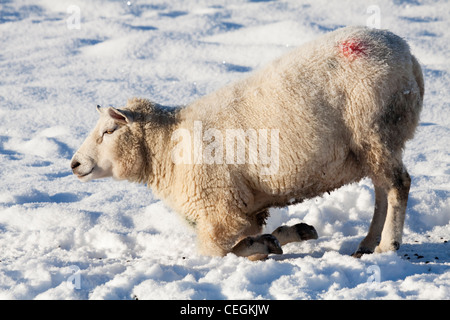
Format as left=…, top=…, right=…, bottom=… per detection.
left=340, top=39, right=366, bottom=60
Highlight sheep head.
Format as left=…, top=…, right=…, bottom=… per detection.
left=71, top=105, right=148, bottom=183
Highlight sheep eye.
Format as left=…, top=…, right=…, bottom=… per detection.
left=103, top=128, right=116, bottom=136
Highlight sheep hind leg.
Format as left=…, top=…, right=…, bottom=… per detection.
left=353, top=186, right=388, bottom=258
left=375, top=166, right=411, bottom=254
left=354, top=162, right=411, bottom=257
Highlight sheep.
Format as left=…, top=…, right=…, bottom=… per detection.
left=71, top=26, right=424, bottom=259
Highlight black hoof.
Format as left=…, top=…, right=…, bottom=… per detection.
left=294, top=223, right=318, bottom=240
left=351, top=248, right=373, bottom=258
left=256, top=234, right=283, bottom=255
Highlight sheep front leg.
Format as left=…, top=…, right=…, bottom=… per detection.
left=196, top=219, right=236, bottom=257
left=196, top=208, right=263, bottom=257
left=232, top=234, right=283, bottom=260
left=271, top=223, right=318, bottom=246
left=196, top=220, right=282, bottom=259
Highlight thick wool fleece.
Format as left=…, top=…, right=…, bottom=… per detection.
left=87, top=26, right=424, bottom=256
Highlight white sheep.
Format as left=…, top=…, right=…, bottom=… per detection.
left=71, top=26, right=423, bottom=259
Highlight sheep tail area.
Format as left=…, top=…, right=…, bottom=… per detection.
left=355, top=52, right=424, bottom=181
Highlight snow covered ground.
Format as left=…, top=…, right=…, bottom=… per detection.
left=0, top=0, right=449, bottom=300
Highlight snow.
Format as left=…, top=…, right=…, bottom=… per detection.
left=0, top=0, right=449, bottom=300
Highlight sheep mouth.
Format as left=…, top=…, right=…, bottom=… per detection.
left=77, top=168, right=94, bottom=179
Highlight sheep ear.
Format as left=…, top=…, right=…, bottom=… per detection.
left=107, top=107, right=133, bottom=125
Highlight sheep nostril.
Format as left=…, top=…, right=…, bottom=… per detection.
left=71, top=160, right=81, bottom=170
